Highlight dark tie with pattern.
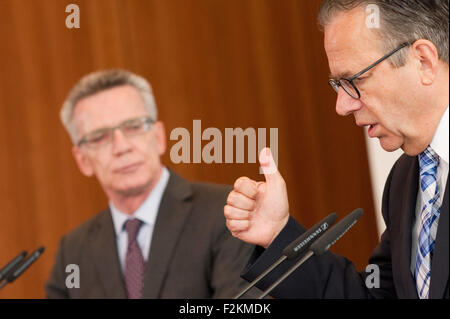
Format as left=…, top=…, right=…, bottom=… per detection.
left=124, top=218, right=144, bottom=299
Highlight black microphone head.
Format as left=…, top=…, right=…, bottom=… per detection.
left=6, top=246, right=45, bottom=283
left=283, top=213, right=338, bottom=259
left=309, top=208, right=363, bottom=256
left=0, top=251, right=28, bottom=281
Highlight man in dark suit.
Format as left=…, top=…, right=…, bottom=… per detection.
left=46, top=69, right=255, bottom=298
left=224, top=0, right=448, bottom=298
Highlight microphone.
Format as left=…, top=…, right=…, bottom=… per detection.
left=0, top=251, right=28, bottom=282
left=310, top=208, right=363, bottom=256
left=282, top=213, right=338, bottom=259
left=257, top=208, right=363, bottom=299
left=234, top=213, right=337, bottom=299
left=0, top=247, right=45, bottom=290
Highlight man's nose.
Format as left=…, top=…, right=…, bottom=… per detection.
left=111, top=129, right=133, bottom=155
left=335, top=87, right=362, bottom=116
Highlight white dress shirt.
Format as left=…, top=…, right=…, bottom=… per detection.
left=410, top=106, right=449, bottom=273
left=110, top=167, right=170, bottom=273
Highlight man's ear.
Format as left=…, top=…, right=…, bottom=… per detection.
left=411, top=39, right=440, bottom=86
left=153, top=121, right=167, bottom=156
left=72, top=146, right=95, bottom=177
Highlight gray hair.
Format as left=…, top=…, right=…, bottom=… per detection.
left=317, top=0, right=449, bottom=67
left=60, top=69, right=158, bottom=144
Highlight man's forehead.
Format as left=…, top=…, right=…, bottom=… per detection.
left=324, top=7, right=381, bottom=78
left=72, top=85, right=147, bottom=132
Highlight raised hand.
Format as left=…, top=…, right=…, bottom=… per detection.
left=224, top=148, right=290, bottom=248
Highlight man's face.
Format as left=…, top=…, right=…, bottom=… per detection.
left=72, top=85, right=166, bottom=197
left=324, top=8, right=422, bottom=154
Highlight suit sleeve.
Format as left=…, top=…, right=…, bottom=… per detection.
left=241, top=217, right=368, bottom=298
left=45, top=236, right=70, bottom=299
left=241, top=165, right=399, bottom=298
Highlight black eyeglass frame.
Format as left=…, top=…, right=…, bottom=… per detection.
left=328, top=42, right=412, bottom=99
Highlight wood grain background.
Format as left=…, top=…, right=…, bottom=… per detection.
left=0, top=0, right=378, bottom=298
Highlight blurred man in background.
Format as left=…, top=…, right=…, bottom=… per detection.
left=225, top=0, right=448, bottom=298
left=46, top=69, right=255, bottom=298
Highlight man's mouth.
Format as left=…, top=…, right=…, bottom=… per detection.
left=357, top=121, right=378, bottom=138
left=114, top=162, right=142, bottom=174
left=367, top=124, right=377, bottom=138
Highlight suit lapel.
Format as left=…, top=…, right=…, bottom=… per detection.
left=394, top=157, right=419, bottom=298
left=429, top=178, right=449, bottom=298
left=89, top=210, right=127, bottom=298
left=142, top=171, right=193, bottom=298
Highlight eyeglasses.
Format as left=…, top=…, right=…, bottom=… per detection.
left=77, top=116, right=155, bottom=149
left=328, top=42, right=411, bottom=99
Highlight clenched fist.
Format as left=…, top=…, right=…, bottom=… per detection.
left=224, top=148, right=290, bottom=248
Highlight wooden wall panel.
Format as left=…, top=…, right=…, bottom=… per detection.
left=0, top=0, right=378, bottom=298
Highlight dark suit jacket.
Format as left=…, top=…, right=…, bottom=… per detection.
left=46, top=171, right=256, bottom=298
left=241, top=154, right=449, bottom=298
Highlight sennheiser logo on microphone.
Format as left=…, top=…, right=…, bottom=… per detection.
left=293, top=222, right=329, bottom=253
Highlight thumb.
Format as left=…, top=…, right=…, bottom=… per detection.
left=259, top=147, right=281, bottom=185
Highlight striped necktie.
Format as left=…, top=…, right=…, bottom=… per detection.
left=414, top=146, right=441, bottom=299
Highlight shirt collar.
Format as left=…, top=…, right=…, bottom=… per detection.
left=430, top=106, right=449, bottom=165
left=110, top=166, right=170, bottom=235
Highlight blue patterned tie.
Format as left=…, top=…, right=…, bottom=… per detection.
left=415, top=146, right=440, bottom=299
left=124, top=219, right=144, bottom=299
